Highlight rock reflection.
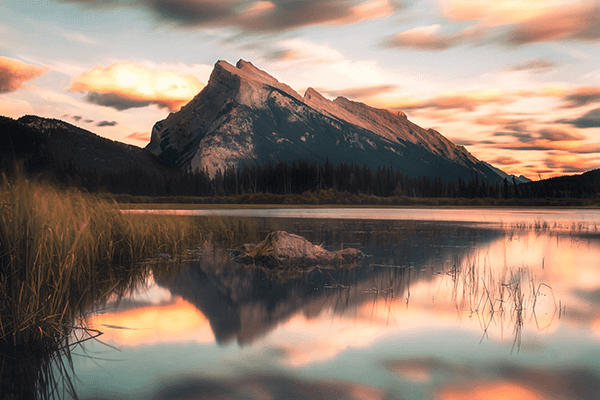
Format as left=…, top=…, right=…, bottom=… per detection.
left=153, top=220, right=503, bottom=346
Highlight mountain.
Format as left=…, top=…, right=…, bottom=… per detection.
left=154, top=221, right=502, bottom=345
left=146, top=60, right=506, bottom=184
left=0, top=115, right=180, bottom=193
left=481, top=161, right=531, bottom=184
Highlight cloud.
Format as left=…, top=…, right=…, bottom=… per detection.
left=61, top=0, right=398, bottom=33
left=490, top=155, right=521, bottom=166
left=560, top=86, right=600, bottom=108
left=489, top=124, right=600, bottom=158
left=151, top=374, right=388, bottom=400
left=320, top=84, right=398, bottom=100
left=392, top=89, right=513, bottom=112
left=71, top=115, right=82, bottom=121
left=406, top=1, right=600, bottom=49
left=505, top=2, right=600, bottom=45
left=69, top=62, right=204, bottom=111
left=125, top=131, right=150, bottom=141
left=0, top=56, right=47, bottom=94
left=557, top=107, right=600, bottom=128
left=494, top=126, right=590, bottom=152
left=61, top=30, right=101, bottom=45
left=538, top=127, right=586, bottom=141
left=84, top=92, right=158, bottom=110
left=383, top=24, right=484, bottom=51
left=262, top=38, right=346, bottom=65
left=506, top=59, right=557, bottom=73
left=544, top=154, right=599, bottom=174
left=440, top=0, right=588, bottom=25
left=97, top=120, right=118, bottom=127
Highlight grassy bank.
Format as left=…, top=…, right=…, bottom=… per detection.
left=0, top=176, right=205, bottom=348
left=0, top=175, right=280, bottom=398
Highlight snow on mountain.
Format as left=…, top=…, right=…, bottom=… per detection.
left=481, top=161, right=531, bottom=184
left=147, top=59, right=506, bottom=183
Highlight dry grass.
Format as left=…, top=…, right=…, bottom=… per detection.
left=439, top=254, right=557, bottom=353
left=0, top=174, right=201, bottom=346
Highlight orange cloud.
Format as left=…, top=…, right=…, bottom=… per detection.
left=437, top=381, right=546, bottom=400
left=506, top=1, right=600, bottom=45
left=0, top=56, right=47, bottom=94
left=490, top=155, right=521, bottom=166
left=341, top=0, right=397, bottom=23
left=438, top=0, right=600, bottom=45
left=439, top=0, right=584, bottom=25
left=69, top=62, right=204, bottom=111
left=320, top=84, right=398, bottom=100
left=391, top=89, right=512, bottom=112
left=125, top=131, right=150, bottom=142
left=544, top=154, right=600, bottom=174
left=384, top=24, right=485, bottom=50
left=87, top=297, right=214, bottom=346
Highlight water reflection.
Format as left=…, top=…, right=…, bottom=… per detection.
left=27, top=215, right=600, bottom=399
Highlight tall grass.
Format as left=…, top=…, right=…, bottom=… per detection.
left=0, top=175, right=203, bottom=398
left=0, top=175, right=201, bottom=346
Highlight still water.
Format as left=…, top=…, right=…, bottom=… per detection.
left=74, top=209, right=600, bottom=399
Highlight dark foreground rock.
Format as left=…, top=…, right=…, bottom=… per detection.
left=229, top=231, right=363, bottom=268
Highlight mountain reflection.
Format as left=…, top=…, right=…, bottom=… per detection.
left=152, top=220, right=501, bottom=345
left=73, top=216, right=600, bottom=400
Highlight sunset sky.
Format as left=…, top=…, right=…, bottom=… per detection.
left=2, top=0, right=600, bottom=179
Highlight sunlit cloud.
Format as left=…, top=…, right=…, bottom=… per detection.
left=490, top=155, right=522, bottom=166
left=439, top=0, right=591, bottom=26
left=384, top=24, right=485, bottom=51
left=319, top=84, right=398, bottom=101
left=436, top=380, right=546, bottom=400
left=69, top=62, right=204, bottom=111
left=60, top=0, right=399, bottom=33
left=391, top=89, right=514, bottom=112
left=506, top=59, right=557, bottom=74
left=544, top=154, right=599, bottom=174
left=505, top=2, right=600, bottom=45
left=422, top=1, right=600, bottom=48
left=125, top=131, right=150, bottom=142
left=87, top=296, right=214, bottom=346
left=262, top=38, right=346, bottom=65
left=0, top=56, right=47, bottom=94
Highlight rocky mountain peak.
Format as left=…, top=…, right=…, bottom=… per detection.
left=146, top=59, right=506, bottom=183
left=212, top=59, right=303, bottom=103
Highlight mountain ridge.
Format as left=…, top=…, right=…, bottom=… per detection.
left=146, top=59, right=507, bottom=184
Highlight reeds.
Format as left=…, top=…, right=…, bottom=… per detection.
left=0, top=174, right=202, bottom=346
left=439, top=254, right=557, bottom=353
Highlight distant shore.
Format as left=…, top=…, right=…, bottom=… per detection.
left=114, top=196, right=600, bottom=210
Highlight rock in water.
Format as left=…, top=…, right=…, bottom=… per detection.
left=230, top=231, right=363, bottom=268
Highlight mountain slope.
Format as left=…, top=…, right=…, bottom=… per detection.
left=0, top=115, right=179, bottom=190
left=146, top=60, right=506, bottom=183
left=481, top=161, right=531, bottom=185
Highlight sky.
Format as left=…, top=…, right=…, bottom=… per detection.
left=1, top=0, right=600, bottom=180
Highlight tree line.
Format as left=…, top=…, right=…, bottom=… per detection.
left=53, top=157, right=532, bottom=200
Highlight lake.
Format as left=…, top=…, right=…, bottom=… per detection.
left=70, top=208, right=600, bottom=400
